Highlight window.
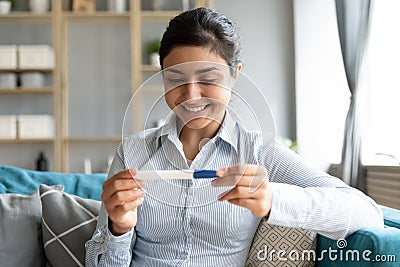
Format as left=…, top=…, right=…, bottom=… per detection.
left=294, top=0, right=400, bottom=169
left=363, top=0, right=400, bottom=165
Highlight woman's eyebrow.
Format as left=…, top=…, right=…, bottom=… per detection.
left=194, top=67, right=220, bottom=75
left=164, top=66, right=220, bottom=75
left=165, top=68, right=184, bottom=74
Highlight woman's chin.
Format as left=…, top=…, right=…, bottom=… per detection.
left=182, top=118, right=214, bottom=130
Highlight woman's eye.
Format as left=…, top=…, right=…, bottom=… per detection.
left=168, top=78, right=185, bottom=84
left=199, top=78, right=217, bottom=84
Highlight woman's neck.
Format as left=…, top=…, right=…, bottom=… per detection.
left=178, top=113, right=225, bottom=161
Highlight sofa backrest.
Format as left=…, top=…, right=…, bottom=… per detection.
left=0, top=165, right=106, bottom=200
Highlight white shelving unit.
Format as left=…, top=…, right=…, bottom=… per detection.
left=0, top=0, right=212, bottom=172
left=0, top=1, right=61, bottom=171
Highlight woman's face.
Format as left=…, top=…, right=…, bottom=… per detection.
left=162, top=46, right=233, bottom=130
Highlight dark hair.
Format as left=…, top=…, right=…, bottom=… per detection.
left=159, top=7, right=241, bottom=76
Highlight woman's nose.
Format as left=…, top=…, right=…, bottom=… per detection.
left=182, top=81, right=201, bottom=99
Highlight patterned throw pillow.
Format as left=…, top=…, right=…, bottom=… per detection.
left=0, top=185, right=63, bottom=267
left=246, top=220, right=317, bottom=267
left=39, top=184, right=101, bottom=267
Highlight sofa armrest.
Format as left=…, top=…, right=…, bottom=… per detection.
left=316, top=227, right=400, bottom=267
left=380, top=205, right=400, bottom=229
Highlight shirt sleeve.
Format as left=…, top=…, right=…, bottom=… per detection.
left=259, top=142, right=384, bottom=240
left=85, top=143, right=137, bottom=267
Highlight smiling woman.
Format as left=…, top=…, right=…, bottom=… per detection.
left=85, top=7, right=384, bottom=267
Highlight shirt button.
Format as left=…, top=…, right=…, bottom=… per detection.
left=180, top=252, right=188, bottom=259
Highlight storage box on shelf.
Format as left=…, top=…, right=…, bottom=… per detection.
left=0, top=115, right=17, bottom=139
left=18, top=115, right=54, bottom=139
left=20, top=72, right=46, bottom=88
left=18, top=45, right=55, bottom=70
left=0, top=72, right=17, bottom=89
left=0, top=45, right=17, bottom=69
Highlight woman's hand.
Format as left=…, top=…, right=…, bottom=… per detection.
left=211, top=164, right=272, bottom=218
left=101, top=168, right=146, bottom=236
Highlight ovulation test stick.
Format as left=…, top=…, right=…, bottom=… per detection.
left=134, top=170, right=218, bottom=180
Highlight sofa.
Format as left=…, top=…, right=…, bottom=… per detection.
left=0, top=165, right=399, bottom=267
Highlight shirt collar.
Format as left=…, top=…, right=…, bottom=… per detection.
left=214, top=111, right=238, bottom=152
left=156, top=112, right=180, bottom=148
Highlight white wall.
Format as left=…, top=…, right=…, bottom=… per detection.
left=214, top=0, right=296, bottom=140
left=293, top=0, right=349, bottom=171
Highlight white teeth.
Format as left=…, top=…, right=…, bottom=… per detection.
left=183, top=105, right=207, bottom=112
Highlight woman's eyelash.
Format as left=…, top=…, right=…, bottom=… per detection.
left=167, top=78, right=218, bottom=84
left=168, top=78, right=185, bottom=83
left=200, top=79, right=217, bottom=83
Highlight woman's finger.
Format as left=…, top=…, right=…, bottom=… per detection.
left=213, top=163, right=268, bottom=189
left=103, top=188, right=145, bottom=210
left=103, top=169, right=145, bottom=188
left=108, top=198, right=144, bottom=223
left=211, top=173, right=267, bottom=187
left=113, top=197, right=144, bottom=215
left=103, top=169, right=135, bottom=188
left=211, top=174, right=246, bottom=187
left=218, top=183, right=272, bottom=218
left=217, top=184, right=265, bottom=201
left=102, top=178, right=143, bottom=201
left=217, top=164, right=264, bottom=177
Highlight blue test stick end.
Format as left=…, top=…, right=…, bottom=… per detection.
left=193, top=170, right=218, bottom=179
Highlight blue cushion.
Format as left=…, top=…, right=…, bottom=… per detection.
left=380, top=205, right=400, bottom=229
left=0, top=165, right=107, bottom=200
left=317, top=204, right=400, bottom=266
left=317, top=227, right=400, bottom=266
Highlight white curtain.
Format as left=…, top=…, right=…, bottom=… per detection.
left=335, top=0, right=374, bottom=190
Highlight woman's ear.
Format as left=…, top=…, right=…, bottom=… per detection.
left=237, top=63, right=243, bottom=73
left=230, top=63, right=242, bottom=87
left=234, top=63, right=243, bottom=79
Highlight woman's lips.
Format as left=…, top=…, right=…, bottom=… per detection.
left=182, top=104, right=208, bottom=112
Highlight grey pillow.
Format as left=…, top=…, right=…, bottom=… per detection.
left=0, top=187, right=60, bottom=267
left=246, top=221, right=317, bottom=267
left=39, top=184, right=101, bottom=267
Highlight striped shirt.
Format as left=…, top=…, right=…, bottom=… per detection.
left=85, top=112, right=383, bottom=267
